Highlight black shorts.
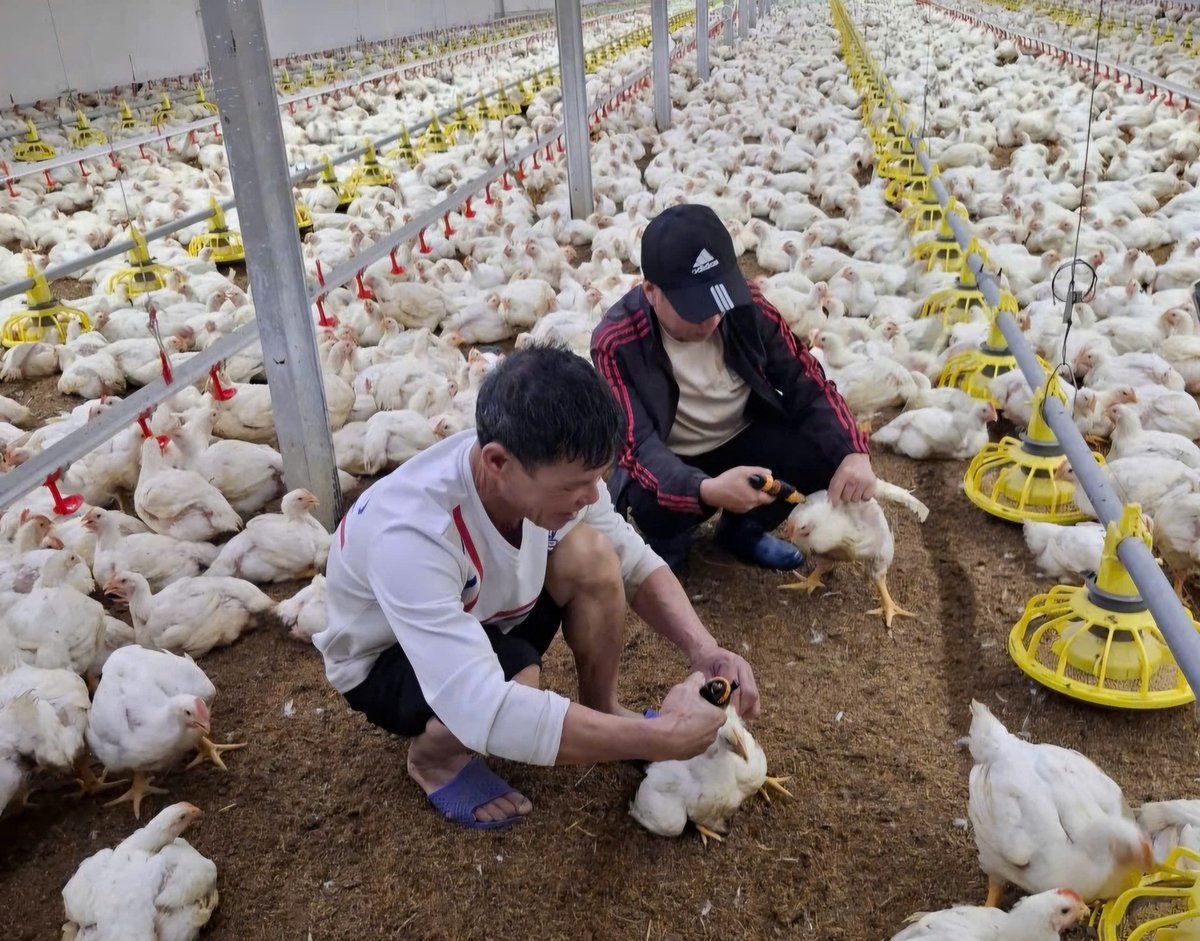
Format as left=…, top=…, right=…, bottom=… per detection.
left=343, top=590, right=564, bottom=738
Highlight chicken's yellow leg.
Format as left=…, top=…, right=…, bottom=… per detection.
left=186, top=735, right=247, bottom=771
left=984, top=878, right=1004, bottom=908
left=73, top=754, right=125, bottom=797
left=758, top=775, right=794, bottom=804
left=694, top=823, right=725, bottom=847
left=102, top=770, right=168, bottom=819
left=780, top=559, right=835, bottom=594
left=867, top=575, right=914, bottom=630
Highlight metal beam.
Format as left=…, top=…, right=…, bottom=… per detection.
left=199, top=0, right=340, bottom=530
left=738, top=0, right=748, bottom=39
left=651, top=0, right=671, bottom=131
left=748, top=0, right=757, bottom=30
left=555, top=0, right=593, bottom=218
left=697, top=0, right=711, bottom=80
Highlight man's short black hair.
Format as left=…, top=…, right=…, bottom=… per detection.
left=476, top=344, right=625, bottom=471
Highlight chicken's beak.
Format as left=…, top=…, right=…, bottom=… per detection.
left=101, top=578, right=122, bottom=598
left=191, top=697, right=211, bottom=735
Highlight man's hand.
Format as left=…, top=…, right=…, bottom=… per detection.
left=654, top=672, right=727, bottom=761
left=689, top=644, right=761, bottom=720
left=828, top=453, right=877, bottom=506
left=699, top=466, right=778, bottom=513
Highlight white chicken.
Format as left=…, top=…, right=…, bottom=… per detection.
left=103, top=571, right=275, bottom=657
left=1136, top=801, right=1200, bottom=871
left=1106, top=404, right=1200, bottom=469
left=277, top=574, right=328, bottom=643
left=889, top=889, right=1090, bottom=941
left=871, top=401, right=996, bottom=460
left=1153, top=493, right=1200, bottom=598
left=205, top=488, right=330, bottom=583
left=629, top=704, right=790, bottom=845
left=133, top=436, right=242, bottom=542
left=84, top=507, right=219, bottom=591
left=86, top=645, right=241, bottom=818
left=61, top=802, right=218, bottom=941
left=782, top=481, right=930, bottom=629
left=0, top=692, right=79, bottom=813
left=965, top=699, right=1152, bottom=904
left=1021, top=521, right=1105, bottom=582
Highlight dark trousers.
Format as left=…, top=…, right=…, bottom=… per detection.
left=623, top=409, right=844, bottom=539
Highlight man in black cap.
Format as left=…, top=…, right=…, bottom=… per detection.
left=591, top=203, right=876, bottom=571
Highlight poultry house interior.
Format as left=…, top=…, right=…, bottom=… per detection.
left=3, top=0, right=1200, bottom=937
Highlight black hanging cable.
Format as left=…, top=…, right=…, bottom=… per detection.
left=1042, top=0, right=1105, bottom=424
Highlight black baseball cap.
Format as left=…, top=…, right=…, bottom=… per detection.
left=641, top=204, right=753, bottom=324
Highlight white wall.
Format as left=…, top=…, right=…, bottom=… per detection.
left=0, top=0, right=206, bottom=104
left=0, top=0, right=509, bottom=104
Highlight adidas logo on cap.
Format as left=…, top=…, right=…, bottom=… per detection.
left=691, top=248, right=719, bottom=275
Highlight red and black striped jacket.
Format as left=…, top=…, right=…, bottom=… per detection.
left=591, top=282, right=868, bottom=514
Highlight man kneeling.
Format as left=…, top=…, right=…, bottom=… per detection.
left=314, top=345, right=759, bottom=829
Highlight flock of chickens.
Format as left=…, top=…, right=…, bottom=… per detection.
left=0, top=0, right=1198, bottom=935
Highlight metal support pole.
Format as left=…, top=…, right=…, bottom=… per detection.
left=837, top=13, right=1200, bottom=695
left=725, top=3, right=735, bottom=43
left=554, top=0, right=593, bottom=218
left=738, top=0, right=749, bottom=39
left=697, top=0, right=711, bottom=80
left=748, top=0, right=757, bottom=29
left=199, top=0, right=339, bottom=530
left=651, top=0, right=671, bottom=131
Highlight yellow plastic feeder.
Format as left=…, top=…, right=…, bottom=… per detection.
left=68, top=111, right=107, bottom=149
left=386, top=124, right=418, bottom=164
left=938, top=291, right=1023, bottom=404
left=420, top=113, right=449, bottom=154
left=187, top=198, right=244, bottom=264
left=1093, top=847, right=1200, bottom=939
left=351, top=139, right=394, bottom=188
left=278, top=69, right=298, bottom=95
left=911, top=198, right=969, bottom=272
left=319, top=155, right=358, bottom=208
left=1, top=262, right=90, bottom=348
left=920, top=239, right=992, bottom=327
left=13, top=121, right=55, bottom=162
left=965, top=374, right=1099, bottom=523
left=150, top=92, right=174, bottom=128
left=115, top=101, right=143, bottom=131
left=107, top=226, right=179, bottom=297
left=1009, top=504, right=1200, bottom=710
left=295, top=198, right=313, bottom=235
left=193, top=86, right=218, bottom=115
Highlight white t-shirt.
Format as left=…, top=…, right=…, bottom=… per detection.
left=313, top=430, right=665, bottom=766
left=660, top=329, right=751, bottom=456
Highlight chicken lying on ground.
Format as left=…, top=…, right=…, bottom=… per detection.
left=276, top=573, right=327, bottom=643
left=781, top=480, right=930, bottom=630
left=630, top=686, right=790, bottom=846
left=889, top=889, right=1090, bottom=941
left=103, top=571, right=275, bottom=657
left=1021, top=521, right=1105, bottom=582
left=61, top=802, right=218, bottom=941
left=204, top=488, right=329, bottom=583
left=871, top=400, right=996, bottom=460
left=965, top=700, right=1152, bottom=904
left=1136, top=800, right=1200, bottom=870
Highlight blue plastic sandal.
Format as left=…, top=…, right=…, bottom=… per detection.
left=425, top=758, right=525, bottom=830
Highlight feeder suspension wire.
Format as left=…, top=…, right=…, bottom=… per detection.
left=1043, top=0, right=1105, bottom=425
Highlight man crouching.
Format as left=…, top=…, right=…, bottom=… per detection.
left=314, top=345, right=759, bottom=829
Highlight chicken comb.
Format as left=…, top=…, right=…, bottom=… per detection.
left=1055, top=889, right=1084, bottom=904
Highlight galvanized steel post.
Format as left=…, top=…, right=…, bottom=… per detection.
left=554, top=0, right=594, bottom=217
left=199, top=0, right=340, bottom=529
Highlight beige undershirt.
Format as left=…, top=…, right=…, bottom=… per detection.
left=660, top=328, right=752, bottom=456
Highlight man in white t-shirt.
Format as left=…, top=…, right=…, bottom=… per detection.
left=314, top=345, right=759, bottom=830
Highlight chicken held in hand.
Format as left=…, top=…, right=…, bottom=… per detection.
left=781, top=480, right=929, bottom=630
